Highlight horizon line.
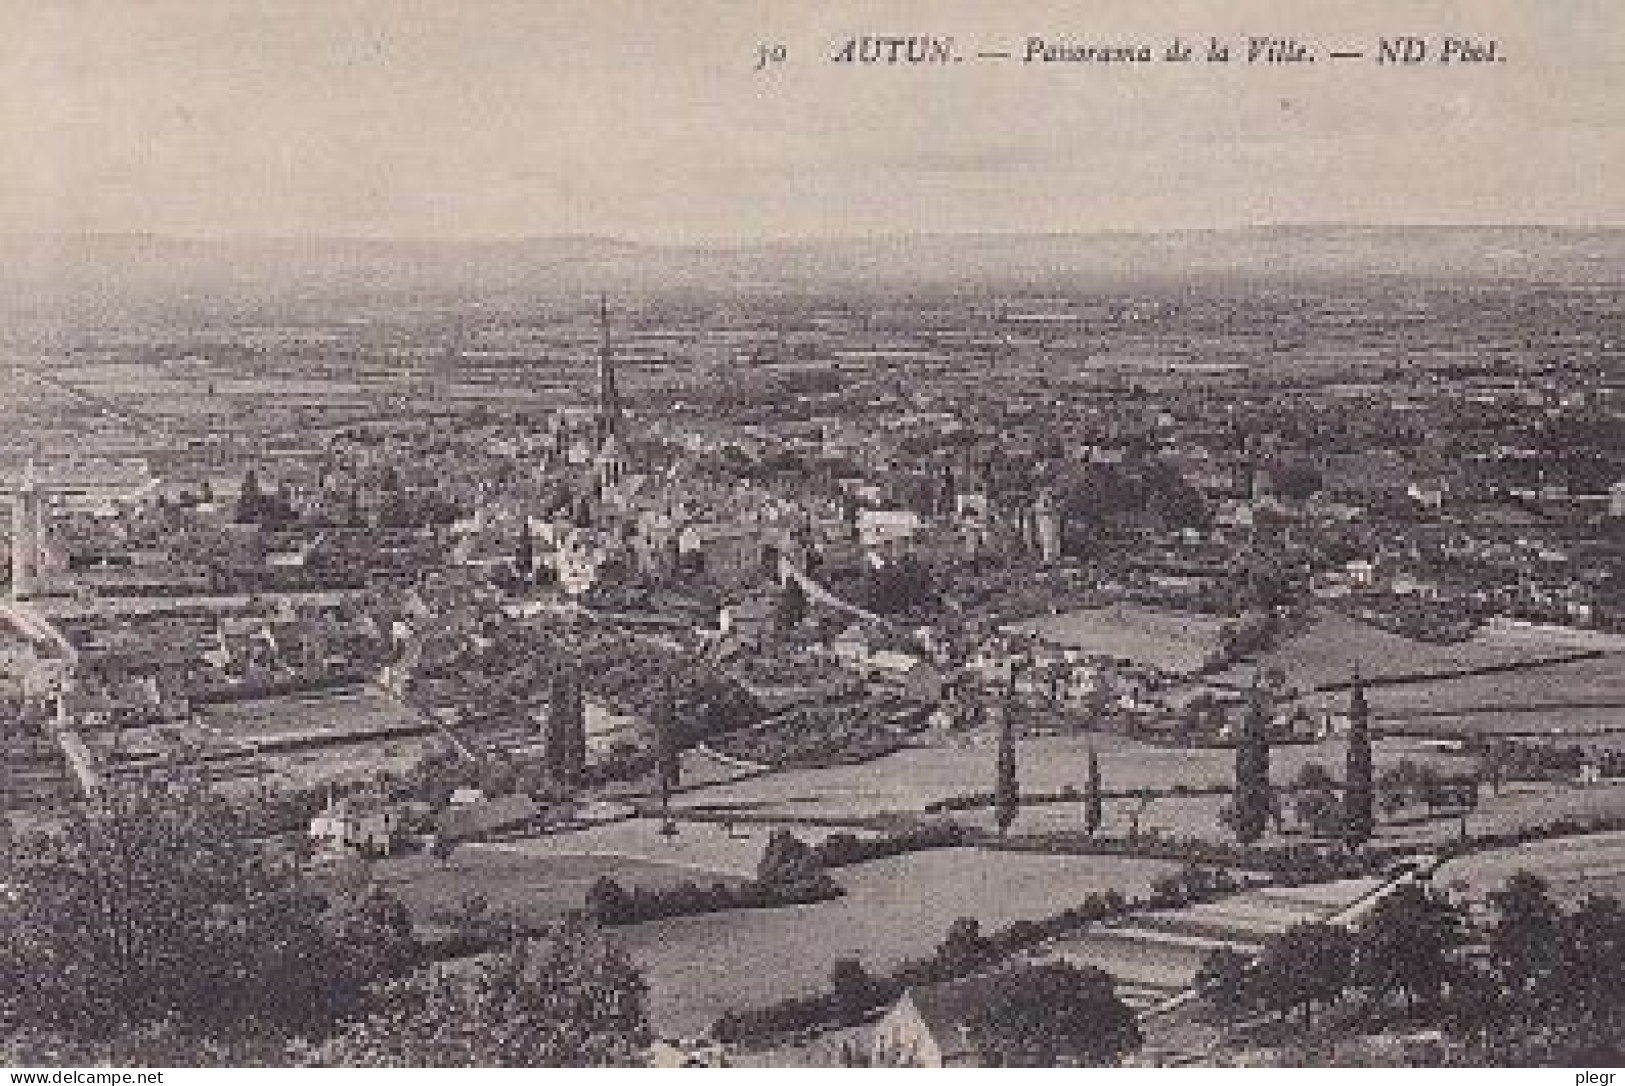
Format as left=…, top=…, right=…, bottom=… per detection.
left=2, top=221, right=1622, bottom=249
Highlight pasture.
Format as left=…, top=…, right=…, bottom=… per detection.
left=1006, top=603, right=1229, bottom=674
left=264, top=734, right=445, bottom=791
left=675, top=734, right=1474, bottom=824
left=478, top=816, right=876, bottom=881
left=1048, top=876, right=1382, bottom=1006
left=1225, top=607, right=1580, bottom=692
left=1377, top=780, right=1625, bottom=847
left=1364, top=654, right=1625, bottom=735
left=362, top=844, right=744, bottom=932
left=1433, top=829, right=1625, bottom=905
left=616, top=848, right=1181, bottom=1036
left=197, top=687, right=424, bottom=743
left=951, top=757, right=1623, bottom=849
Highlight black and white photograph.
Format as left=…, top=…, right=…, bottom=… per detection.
left=0, top=0, right=1621, bottom=1072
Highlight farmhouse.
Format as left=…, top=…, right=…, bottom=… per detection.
left=309, top=795, right=402, bottom=856
left=871, top=975, right=990, bottom=1067
left=872, top=966, right=1078, bottom=1067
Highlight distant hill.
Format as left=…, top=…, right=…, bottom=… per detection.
left=1, top=226, right=1620, bottom=327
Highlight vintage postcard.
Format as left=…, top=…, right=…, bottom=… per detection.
left=0, top=0, right=1620, bottom=1073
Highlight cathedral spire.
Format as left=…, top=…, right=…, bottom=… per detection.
left=597, top=294, right=622, bottom=443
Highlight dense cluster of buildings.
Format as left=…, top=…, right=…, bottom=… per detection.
left=2, top=287, right=1622, bottom=807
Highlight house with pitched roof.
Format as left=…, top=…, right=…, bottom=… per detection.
left=870, top=972, right=1008, bottom=1067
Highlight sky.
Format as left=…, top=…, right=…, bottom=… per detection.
left=0, top=0, right=1619, bottom=242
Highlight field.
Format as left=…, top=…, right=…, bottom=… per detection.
left=197, top=687, right=425, bottom=744
left=101, top=732, right=446, bottom=794
left=1362, top=654, right=1625, bottom=735
left=91, top=686, right=444, bottom=794
left=735, top=876, right=1384, bottom=1063
left=57, top=364, right=557, bottom=407
left=946, top=761, right=1625, bottom=849
left=359, top=844, right=745, bottom=932
left=1223, top=608, right=1582, bottom=692
left=375, top=782, right=1625, bottom=1038
left=1380, top=707, right=1625, bottom=737
left=360, top=812, right=883, bottom=931
left=964, top=782, right=1625, bottom=849
left=1006, top=604, right=1228, bottom=674
left=262, top=734, right=445, bottom=790
left=614, top=848, right=1181, bottom=1036
left=1054, top=930, right=1212, bottom=997
left=1048, top=876, right=1382, bottom=1007
left=956, top=793, right=1233, bottom=839
left=479, top=816, right=876, bottom=881
left=1433, top=829, right=1625, bottom=905
left=675, top=734, right=1474, bottom=823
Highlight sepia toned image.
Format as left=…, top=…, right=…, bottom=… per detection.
left=0, top=0, right=1621, bottom=1072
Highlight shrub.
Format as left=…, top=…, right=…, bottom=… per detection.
left=586, top=871, right=841, bottom=927
left=810, top=821, right=965, bottom=869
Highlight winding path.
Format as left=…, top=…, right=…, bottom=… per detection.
left=775, top=555, right=898, bottom=632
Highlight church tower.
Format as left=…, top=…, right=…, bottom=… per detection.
left=596, top=295, right=623, bottom=444
left=592, top=297, right=627, bottom=503
left=595, top=434, right=625, bottom=501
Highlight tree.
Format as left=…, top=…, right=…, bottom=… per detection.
left=1231, top=684, right=1273, bottom=844
left=312, top=915, right=649, bottom=1067
left=1443, top=958, right=1514, bottom=1049
left=1292, top=762, right=1343, bottom=837
left=1343, top=671, right=1375, bottom=847
left=1354, top=883, right=1467, bottom=1014
left=1082, top=746, right=1103, bottom=837
left=1195, top=946, right=1254, bottom=1018
left=862, top=554, right=936, bottom=615
left=328, top=878, right=419, bottom=981
left=963, top=962, right=1142, bottom=1066
left=1378, top=761, right=1417, bottom=819
left=1488, top=872, right=1564, bottom=1017
left=0, top=1019, right=297, bottom=1067
left=1252, top=922, right=1355, bottom=1027
left=1127, top=788, right=1154, bottom=841
left=546, top=668, right=587, bottom=789
left=1273, top=460, right=1324, bottom=501
left=756, top=829, right=819, bottom=888
left=479, top=757, right=518, bottom=797
left=1039, top=661, right=1065, bottom=710
left=1416, top=763, right=1447, bottom=816
left=935, top=917, right=995, bottom=978
left=1557, top=894, right=1625, bottom=1024
left=773, top=578, right=807, bottom=633
left=0, top=781, right=404, bottom=1041
left=513, top=517, right=535, bottom=583
left=1480, top=738, right=1509, bottom=796
left=829, top=958, right=878, bottom=1025
left=234, top=469, right=265, bottom=524
left=652, top=674, right=681, bottom=829
left=586, top=877, right=633, bottom=926
left=993, top=691, right=1019, bottom=838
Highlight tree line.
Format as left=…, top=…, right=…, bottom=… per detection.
left=0, top=783, right=651, bottom=1067
left=1197, top=873, right=1625, bottom=1065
